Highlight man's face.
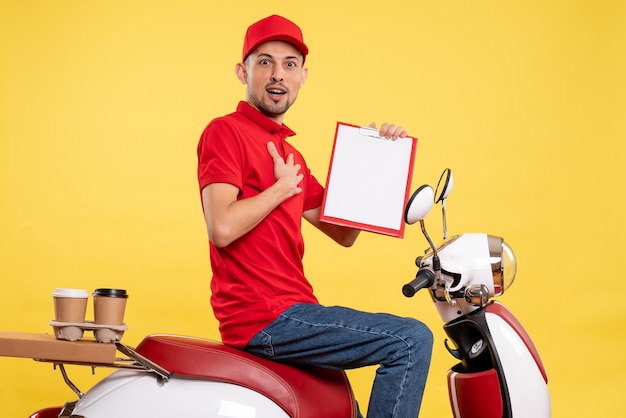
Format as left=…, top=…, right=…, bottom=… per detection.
left=236, top=41, right=308, bottom=124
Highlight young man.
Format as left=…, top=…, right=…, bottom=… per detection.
left=197, top=15, right=433, bottom=417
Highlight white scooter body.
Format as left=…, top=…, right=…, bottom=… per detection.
left=481, top=305, right=550, bottom=416
left=72, top=369, right=290, bottom=417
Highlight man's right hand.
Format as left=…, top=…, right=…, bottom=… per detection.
left=267, top=141, right=304, bottom=197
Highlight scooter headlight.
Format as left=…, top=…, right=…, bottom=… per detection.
left=488, top=235, right=517, bottom=296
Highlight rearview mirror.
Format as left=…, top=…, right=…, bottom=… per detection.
left=404, top=185, right=434, bottom=225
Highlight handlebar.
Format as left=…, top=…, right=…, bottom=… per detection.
left=402, top=269, right=435, bottom=298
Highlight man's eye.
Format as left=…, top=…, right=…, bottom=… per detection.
left=260, top=59, right=270, bottom=65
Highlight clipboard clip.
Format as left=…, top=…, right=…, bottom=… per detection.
left=358, top=126, right=388, bottom=140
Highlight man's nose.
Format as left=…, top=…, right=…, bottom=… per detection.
left=271, top=69, right=284, bottom=81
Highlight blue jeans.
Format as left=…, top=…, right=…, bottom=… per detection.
left=244, top=303, right=433, bottom=417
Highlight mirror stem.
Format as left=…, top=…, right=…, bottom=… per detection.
left=419, top=219, right=441, bottom=281
left=441, top=199, right=448, bottom=239
left=420, top=219, right=437, bottom=256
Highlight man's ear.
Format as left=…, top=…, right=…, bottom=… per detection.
left=234, top=62, right=247, bottom=84
left=300, top=66, right=308, bottom=88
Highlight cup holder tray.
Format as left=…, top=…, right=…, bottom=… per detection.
left=50, top=320, right=128, bottom=343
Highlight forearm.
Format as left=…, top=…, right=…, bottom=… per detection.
left=320, top=222, right=361, bottom=247
left=303, top=206, right=361, bottom=247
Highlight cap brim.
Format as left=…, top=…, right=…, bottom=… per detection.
left=245, top=35, right=308, bottom=61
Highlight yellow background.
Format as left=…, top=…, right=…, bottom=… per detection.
left=1, top=0, right=624, bottom=416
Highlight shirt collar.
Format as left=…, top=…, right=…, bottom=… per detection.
left=236, top=101, right=296, bottom=139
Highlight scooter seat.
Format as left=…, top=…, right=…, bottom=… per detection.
left=135, top=334, right=357, bottom=418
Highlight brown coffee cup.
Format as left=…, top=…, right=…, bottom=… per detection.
left=93, top=288, right=128, bottom=325
left=53, top=288, right=89, bottom=323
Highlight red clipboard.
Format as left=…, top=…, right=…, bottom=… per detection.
left=320, top=122, right=418, bottom=238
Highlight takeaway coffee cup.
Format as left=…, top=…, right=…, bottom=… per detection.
left=93, top=288, right=128, bottom=325
left=53, top=288, right=89, bottom=323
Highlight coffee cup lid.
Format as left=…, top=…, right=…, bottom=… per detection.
left=53, top=288, right=89, bottom=298
left=93, top=288, right=128, bottom=298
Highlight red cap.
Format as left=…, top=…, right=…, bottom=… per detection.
left=242, top=15, right=309, bottom=62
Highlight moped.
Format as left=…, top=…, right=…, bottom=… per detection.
left=402, top=168, right=550, bottom=417
left=29, top=169, right=550, bottom=418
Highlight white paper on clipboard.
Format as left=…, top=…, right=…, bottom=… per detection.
left=320, top=122, right=418, bottom=237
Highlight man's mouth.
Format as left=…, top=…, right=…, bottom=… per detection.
left=266, top=85, right=287, bottom=99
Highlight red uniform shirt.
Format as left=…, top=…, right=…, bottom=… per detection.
left=197, top=101, right=325, bottom=347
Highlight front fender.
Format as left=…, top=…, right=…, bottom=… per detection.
left=29, top=406, right=63, bottom=418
